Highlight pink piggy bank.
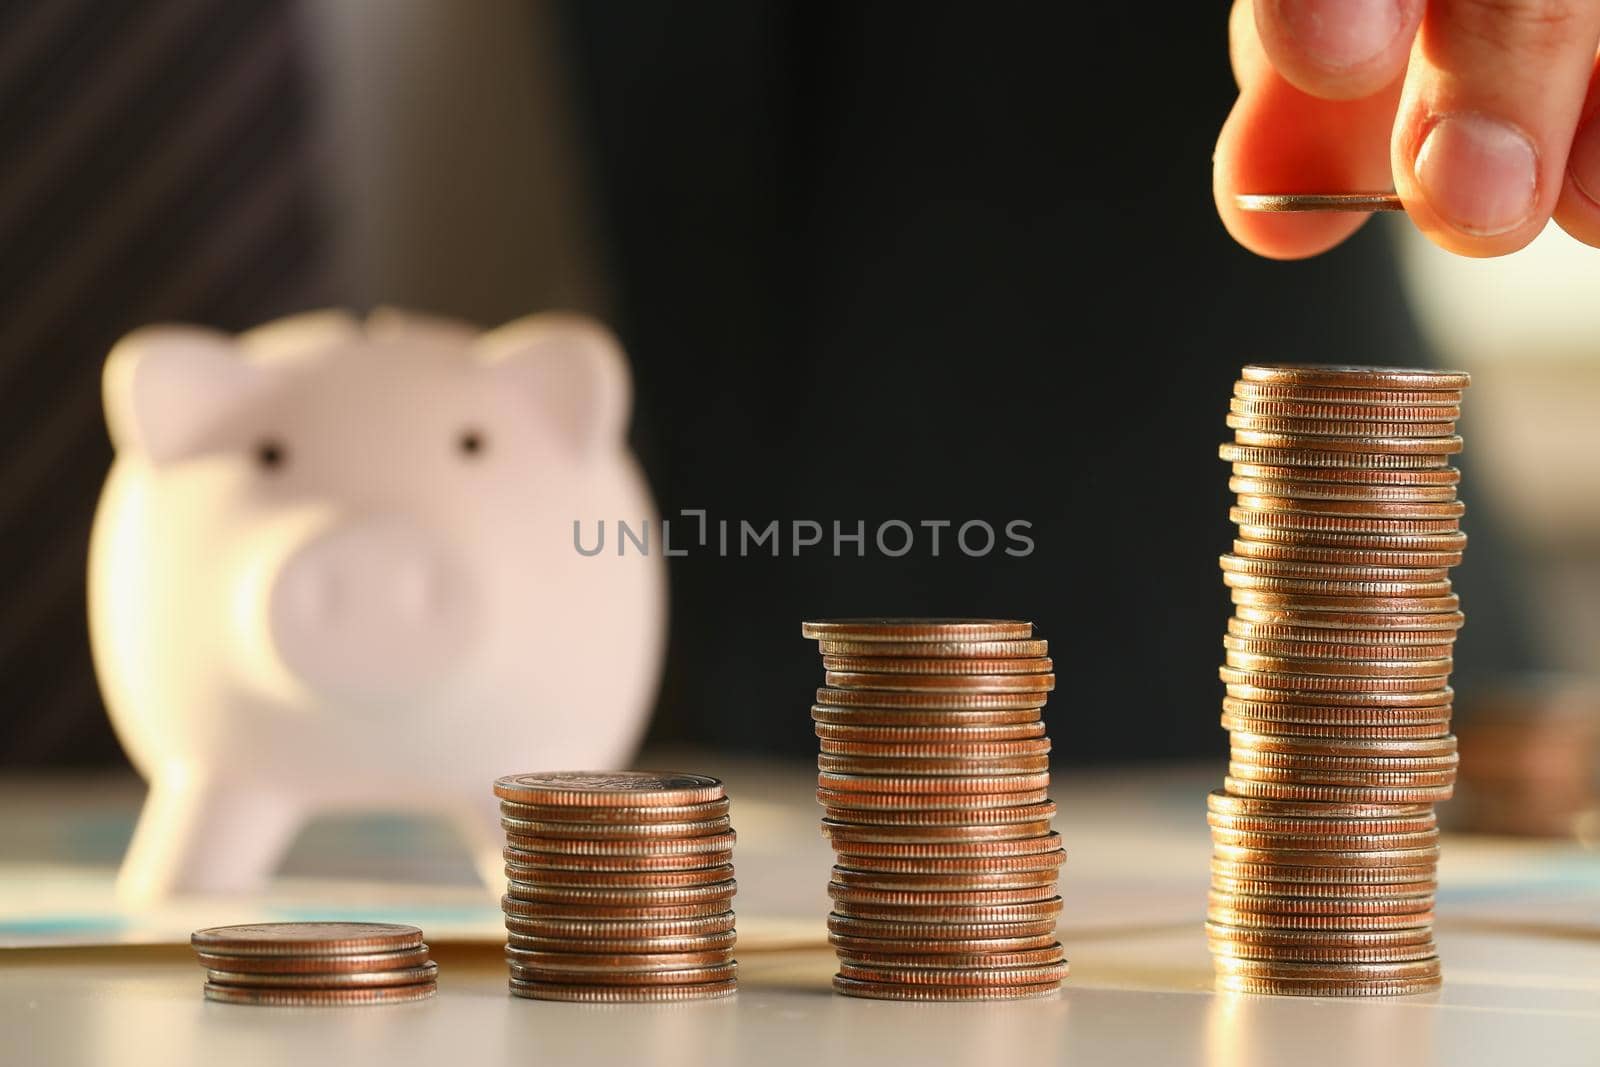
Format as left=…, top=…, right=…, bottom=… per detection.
left=88, top=309, right=665, bottom=903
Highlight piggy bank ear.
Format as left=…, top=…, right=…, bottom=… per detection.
left=103, top=325, right=270, bottom=463
left=477, top=313, right=632, bottom=456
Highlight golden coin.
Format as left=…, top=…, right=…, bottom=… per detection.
left=829, top=898, right=1064, bottom=923
left=1207, top=891, right=1433, bottom=916
left=1230, top=461, right=1460, bottom=484
left=1214, top=956, right=1441, bottom=981
left=1205, top=789, right=1434, bottom=819
left=504, top=880, right=737, bottom=907
left=1219, top=443, right=1451, bottom=468
left=499, top=798, right=730, bottom=824
left=833, top=945, right=1065, bottom=969
left=1225, top=683, right=1454, bottom=707
left=1219, top=668, right=1449, bottom=693
left=1226, top=413, right=1457, bottom=438
left=1219, top=554, right=1452, bottom=582
left=1209, top=831, right=1440, bottom=857
left=494, top=771, right=725, bottom=807
left=1216, top=974, right=1441, bottom=996
left=504, top=948, right=734, bottom=972
left=507, top=962, right=739, bottom=986
left=821, top=800, right=1056, bottom=826
left=819, top=737, right=1051, bottom=758
left=817, top=754, right=1051, bottom=776
left=1230, top=749, right=1458, bottom=773
left=1228, top=398, right=1461, bottom=423
left=836, top=961, right=1068, bottom=986
left=1223, top=573, right=1453, bottom=599
left=505, top=931, right=738, bottom=954
left=1230, top=538, right=1463, bottom=568
left=829, top=832, right=1063, bottom=861
left=501, top=864, right=735, bottom=888
left=499, top=815, right=731, bottom=839
left=817, top=787, right=1051, bottom=811
left=500, top=898, right=733, bottom=920
left=1234, top=193, right=1405, bottom=214
left=1211, top=843, right=1439, bottom=867
left=508, top=978, right=737, bottom=1002
left=816, top=638, right=1050, bottom=657
left=1220, top=714, right=1451, bottom=741
left=815, top=721, right=1047, bottom=742
left=827, top=883, right=1058, bottom=908
left=203, top=982, right=437, bottom=1005
left=193, top=946, right=432, bottom=974
left=1239, top=365, right=1468, bottom=391
left=1204, top=922, right=1434, bottom=947
left=820, top=655, right=1053, bottom=675
left=835, top=850, right=1066, bottom=876
left=1232, top=494, right=1465, bottom=519
left=191, top=923, right=423, bottom=957
left=831, top=976, right=1060, bottom=1000
left=1230, top=591, right=1461, bottom=616
left=1223, top=650, right=1453, bottom=678
left=827, top=933, right=1060, bottom=955
left=1228, top=610, right=1465, bottom=635
left=503, top=830, right=736, bottom=856
left=1228, top=477, right=1460, bottom=504
left=801, top=619, right=1034, bottom=641
left=1233, top=382, right=1463, bottom=406
left=1210, top=876, right=1435, bottom=900
left=811, top=706, right=1043, bottom=728
left=831, top=868, right=1061, bottom=892
left=1206, top=907, right=1434, bottom=931
left=501, top=913, right=735, bottom=939
left=1211, top=859, right=1437, bottom=885
left=1222, top=633, right=1455, bottom=661
left=1208, top=940, right=1438, bottom=964
left=816, top=688, right=1048, bottom=710
left=1228, top=733, right=1456, bottom=758
left=818, top=770, right=1050, bottom=794
left=1227, top=762, right=1456, bottom=788
left=825, top=819, right=1049, bottom=844
left=503, top=846, right=734, bottom=872
left=1231, top=509, right=1462, bottom=535
left=823, top=671, right=1056, bottom=693
left=1222, top=698, right=1451, bottom=723
left=206, top=964, right=438, bottom=989
left=1234, top=525, right=1468, bottom=551
left=826, top=913, right=1061, bottom=940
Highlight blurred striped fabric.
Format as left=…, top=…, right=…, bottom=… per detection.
left=0, top=0, right=330, bottom=765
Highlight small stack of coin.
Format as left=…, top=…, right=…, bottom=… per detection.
left=802, top=618, right=1067, bottom=1001
left=192, top=922, right=437, bottom=1005
left=493, top=771, right=737, bottom=1002
left=1210, top=363, right=1469, bottom=997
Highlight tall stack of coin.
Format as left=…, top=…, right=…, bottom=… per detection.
left=192, top=922, right=437, bottom=1005
left=1210, top=364, right=1469, bottom=997
left=493, top=771, right=738, bottom=1002
left=802, top=618, right=1067, bottom=1001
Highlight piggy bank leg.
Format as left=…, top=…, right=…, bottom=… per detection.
left=454, top=795, right=509, bottom=898
left=116, top=777, right=303, bottom=905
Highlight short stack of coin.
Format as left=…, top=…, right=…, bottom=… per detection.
left=493, top=771, right=738, bottom=1002
left=1210, top=363, right=1469, bottom=997
left=802, top=618, right=1067, bottom=1001
left=192, top=922, right=437, bottom=1005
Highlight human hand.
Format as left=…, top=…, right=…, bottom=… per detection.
left=1214, top=0, right=1600, bottom=259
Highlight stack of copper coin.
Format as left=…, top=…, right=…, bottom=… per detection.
left=191, top=922, right=437, bottom=1005
left=802, top=618, right=1067, bottom=1001
left=1209, top=363, right=1469, bottom=997
left=494, top=771, right=738, bottom=1002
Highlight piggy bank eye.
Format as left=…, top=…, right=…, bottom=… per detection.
left=255, top=438, right=287, bottom=471
left=456, top=428, right=486, bottom=458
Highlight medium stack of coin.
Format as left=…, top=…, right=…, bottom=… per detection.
left=1211, top=363, right=1469, bottom=997
left=191, top=922, right=437, bottom=1005
left=493, top=771, right=737, bottom=1002
left=802, top=618, right=1067, bottom=1001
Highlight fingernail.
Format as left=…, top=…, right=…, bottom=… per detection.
left=1415, top=112, right=1538, bottom=237
left=1569, top=119, right=1600, bottom=209
left=1277, top=0, right=1403, bottom=70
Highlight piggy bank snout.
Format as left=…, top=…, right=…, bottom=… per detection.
left=267, top=517, right=477, bottom=702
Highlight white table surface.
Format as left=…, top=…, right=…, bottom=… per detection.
left=4, top=758, right=1599, bottom=1067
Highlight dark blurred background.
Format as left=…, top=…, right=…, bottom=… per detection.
left=0, top=0, right=1568, bottom=772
